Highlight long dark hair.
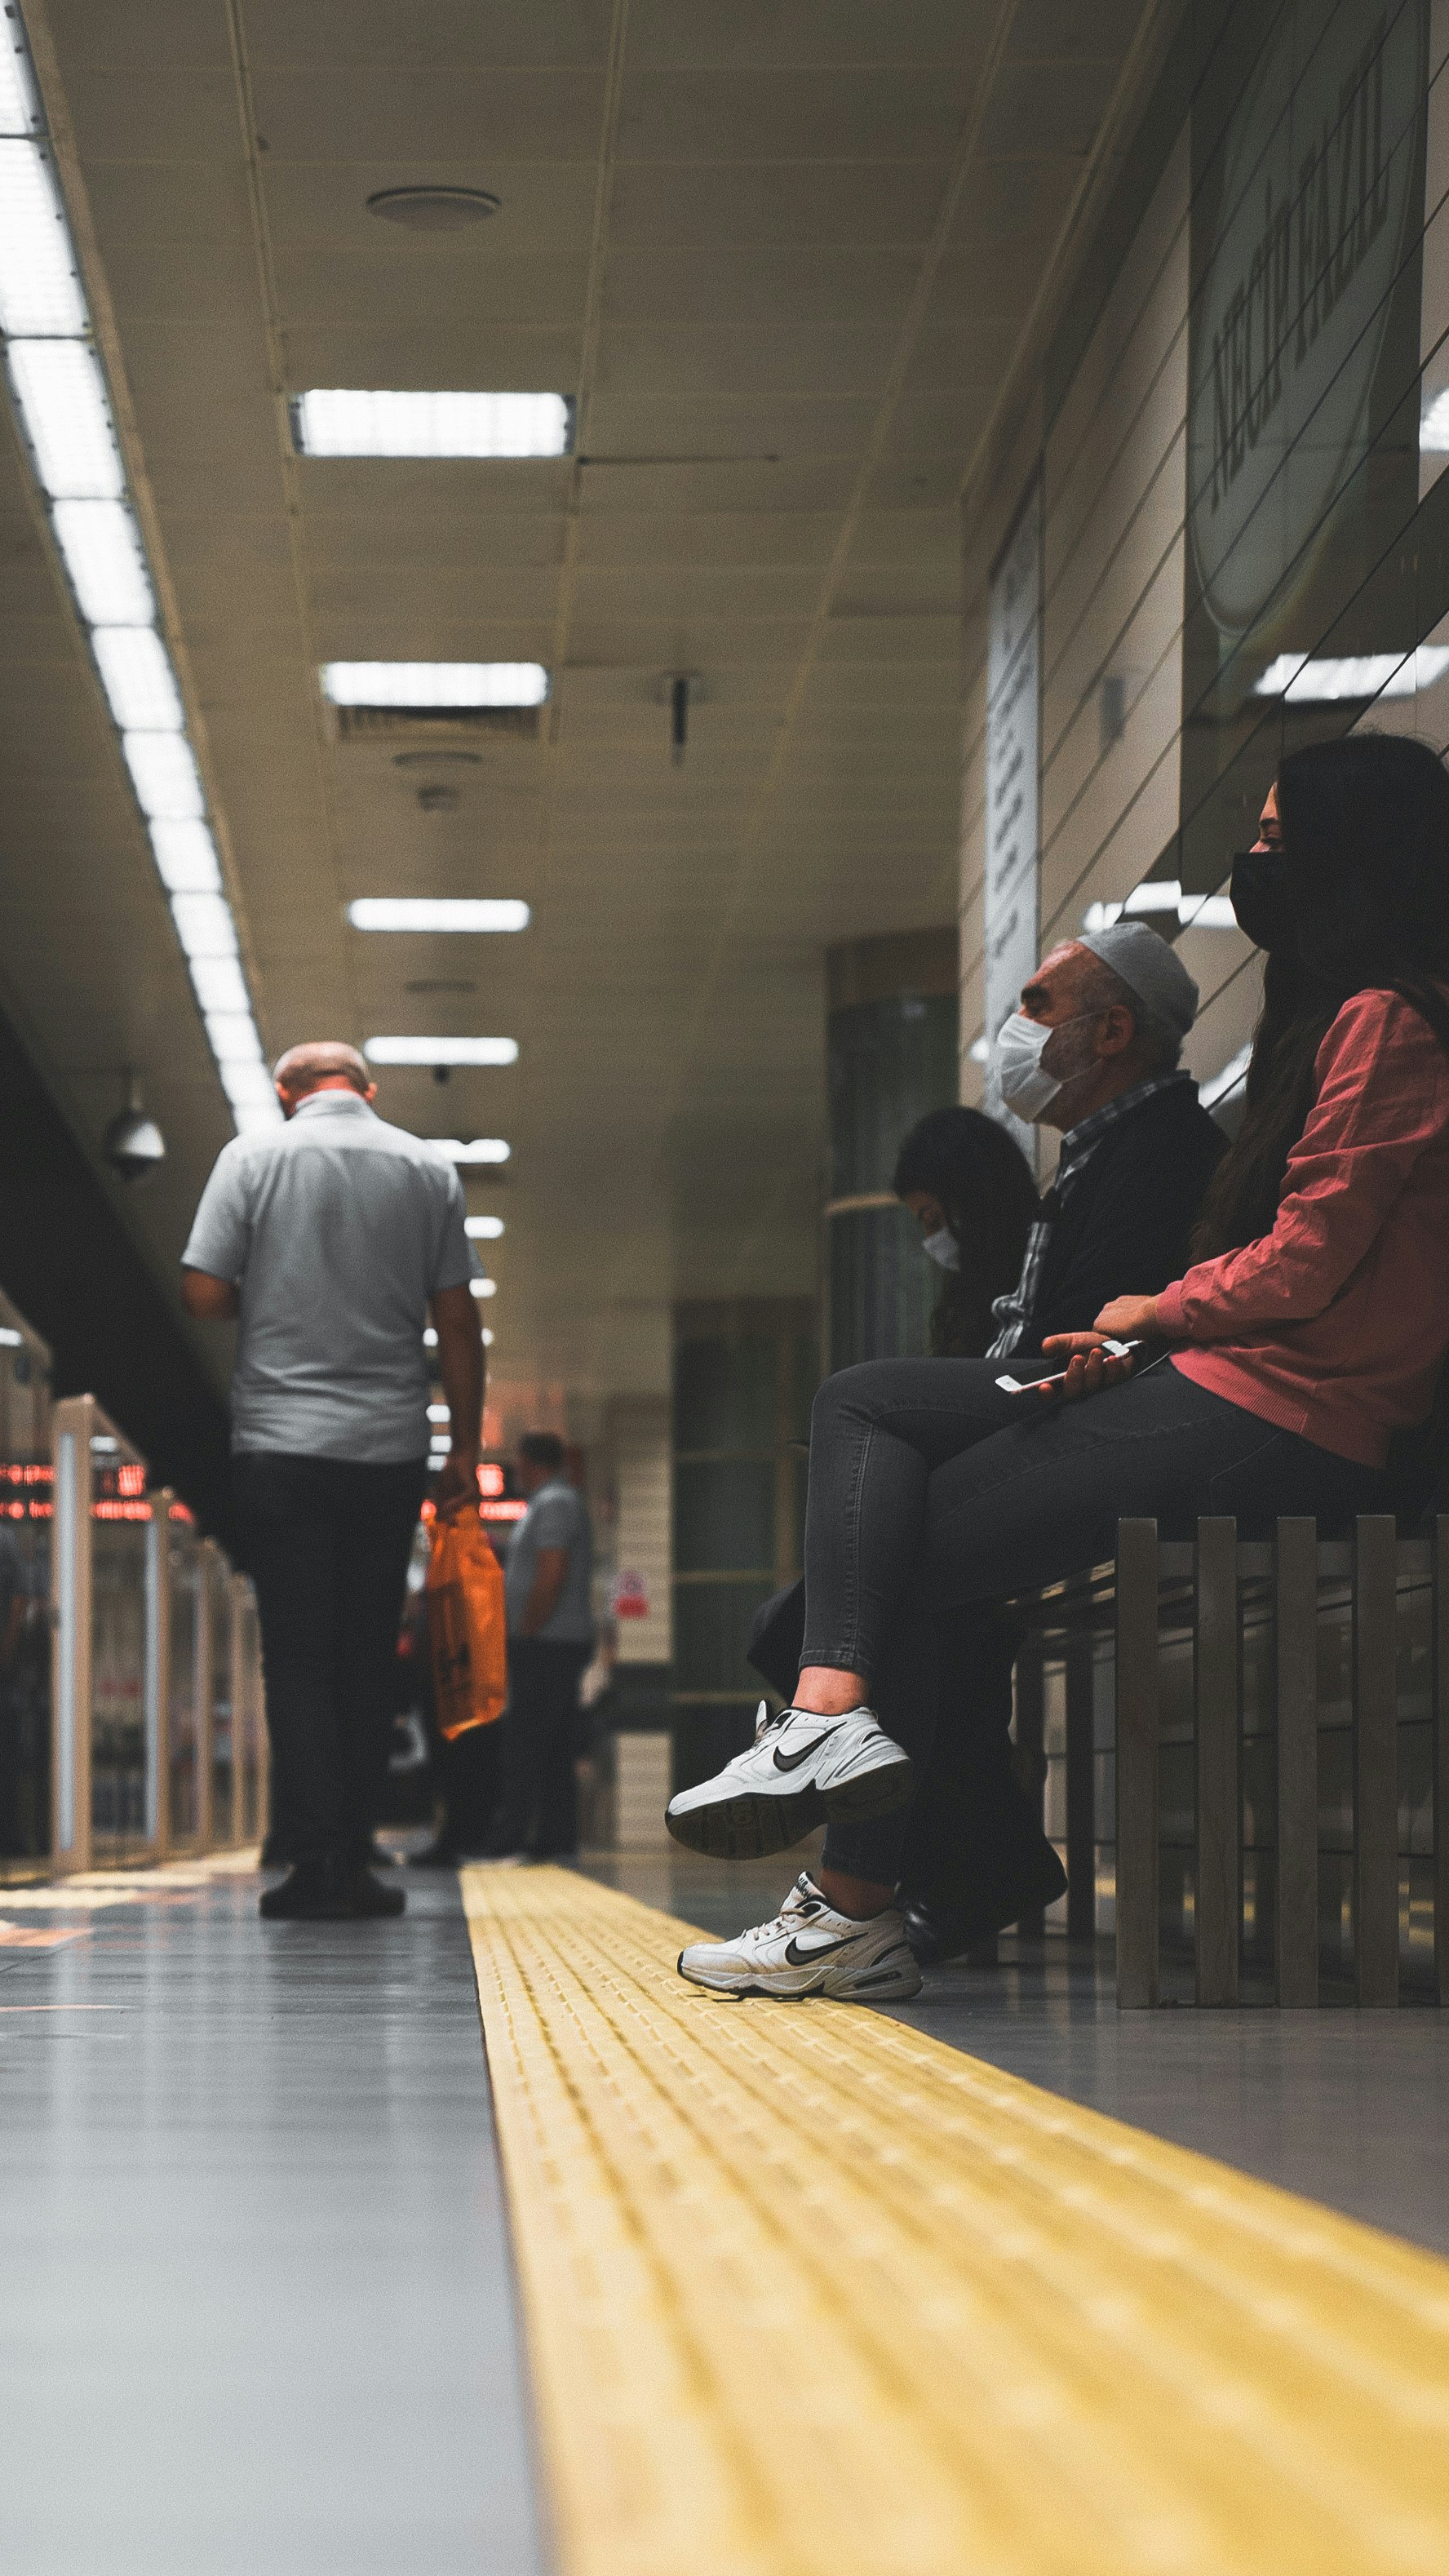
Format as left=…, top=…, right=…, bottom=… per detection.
left=893, top=1105, right=1039, bottom=1355
left=1194, top=733, right=1449, bottom=1258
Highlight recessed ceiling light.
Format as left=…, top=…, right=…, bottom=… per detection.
left=51, top=498, right=154, bottom=623
left=1253, top=649, right=1449, bottom=703
left=365, top=186, right=500, bottom=230
left=348, top=898, right=530, bottom=933
left=464, top=1216, right=504, bottom=1239
left=122, top=729, right=203, bottom=820
left=468, top=1277, right=497, bottom=1298
left=7, top=339, right=122, bottom=497
left=322, top=661, right=549, bottom=709
left=91, top=626, right=184, bottom=731
left=0, top=143, right=86, bottom=335
left=365, top=1035, right=517, bottom=1066
left=432, top=1137, right=511, bottom=1164
left=294, top=388, right=571, bottom=459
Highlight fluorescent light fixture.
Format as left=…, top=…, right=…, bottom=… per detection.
left=432, top=1137, right=511, bottom=1164
left=51, top=498, right=154, bottom=623
left=123, top=729, right=203, bottom=819
left=430, top=1434, right=452, bottom=1452
left=7, top=338, right=122, bottom=497
left=91, top=626, right=184, bottom=731
left=148, top=818, right=221, bottom=893
left=205, top=1011, right=264, bottom=1065
left=1082, top=881, right=1239, bottom=933
left=968, top=1036, right=990, bottom=1065
left=1422, top=388, right=1449, bottom=452
left=481, top=1327, right=494, bottom=1346
left=469, top=1276, right=497, bottom=1299
left=423, top=1327, right=438, bottom=1349
left=464, top=1215, right=504, bottom=1239
left=0, top=20, right=40, bottom=133
left=0, top=144, right=86, bottom=335
left=0, top=1327, right=23, bottom=1348
left=364, top=1035, right=518, bottom=1066
left=1253, top=648, right=1449, bottom=703
left=171, top=892, right=237, bottom=959
left=294, top=388, right=572, bottom=459
left=348, top=896, right=530, bottom=933
left=188, top=954, right=249, bottom=1014
left=0, top=17, right=271, bottom=1150
left=427, top=1404, right=450, bottom=1423
left=321, top=660, right=549, bottom=709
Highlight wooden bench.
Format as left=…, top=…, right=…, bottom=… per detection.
left=1012, top=1517, right=1449, bottom=2007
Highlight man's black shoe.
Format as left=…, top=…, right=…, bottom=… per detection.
left=259, top=1857, right=406, bottom=1921
left=902, top=1837, right=1068, bottom=1967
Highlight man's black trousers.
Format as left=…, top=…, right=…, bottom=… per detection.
left=233, top=1452, right=427, bottom=1867
left=487, top=1638, right=592, bottom=1859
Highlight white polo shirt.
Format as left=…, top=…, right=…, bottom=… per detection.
left=182, top=1091, right=476, bottom=1462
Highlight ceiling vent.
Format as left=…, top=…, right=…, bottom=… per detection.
left=328, top=703, right=541, bottom=746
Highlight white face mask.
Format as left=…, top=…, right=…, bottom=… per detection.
left=921, top=1226, right=959, bottom=1271
left=995, top=1012, right=1061, bottom=1119
left=995, top=1008, right=1098, bottom=1120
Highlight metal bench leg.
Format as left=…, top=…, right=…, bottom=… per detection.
left=1354, top=1514, right=1399, bottom=2008
left=1194, top=1517, right=1239, bottom=2007
left=1274, top=1518, right=1318, bottom=2008
left=1115, top=1519, right=1159, bottom=2008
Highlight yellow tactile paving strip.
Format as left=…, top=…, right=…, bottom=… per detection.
left=462, top=1865, right=1449, bottom=2576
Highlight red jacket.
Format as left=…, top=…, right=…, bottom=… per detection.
left=1156, top=988, right=1449, bottom=1468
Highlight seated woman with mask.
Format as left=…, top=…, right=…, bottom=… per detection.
left=893, top=1104, right=1039, bottom=1356
left=671, top=731, right=1449, bottom=2001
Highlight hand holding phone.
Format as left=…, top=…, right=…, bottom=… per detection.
left=996, top=1337, right=1143, bottom=1397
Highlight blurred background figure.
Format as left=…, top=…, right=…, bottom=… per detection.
left=892, top=1106, right=1039, bottom=1358
left=481, top=1432, right=595, bottom=1864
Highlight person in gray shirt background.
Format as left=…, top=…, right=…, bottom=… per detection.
left=181, top=1040, right=483, bottom=1921
left=481, top=1430, right=594, bottom=1863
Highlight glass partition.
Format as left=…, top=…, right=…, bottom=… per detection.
left=165, top=1508, right=204, bottom=1851
left=89, top=1427, right=154, bottom=1864
left=208, top=1550, right=234, bottom=1847
left=0, top=1296, right=52, bottom=1862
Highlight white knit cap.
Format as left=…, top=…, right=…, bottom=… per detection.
left=1075, top=920, right=1199, bottom=1039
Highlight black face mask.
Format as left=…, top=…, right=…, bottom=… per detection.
left=1229, top=846, right=1295, bottom=952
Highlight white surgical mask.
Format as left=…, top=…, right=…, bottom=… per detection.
left=921, top=1226, right=959, bottom=1271
left=994, top=1011, right=1062, bottom=1119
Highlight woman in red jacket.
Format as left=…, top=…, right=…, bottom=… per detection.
left=668, top=731, right=1449, bottom=2002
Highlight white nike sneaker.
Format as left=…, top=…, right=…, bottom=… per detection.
left=665, top=1698, right=913, bottom=1860
left=677, top=1872, right=922, bottom=2002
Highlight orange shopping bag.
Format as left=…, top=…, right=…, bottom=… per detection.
left=426, top=1496, right=508, bottom=1739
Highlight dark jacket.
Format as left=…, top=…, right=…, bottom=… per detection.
left=1022, top=1079, right=1226, bottom=1351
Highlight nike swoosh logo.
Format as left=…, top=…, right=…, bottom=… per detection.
left=784, top=1932, right=860, bottom=1966
left=772, top=1728, right=837, bottom=1772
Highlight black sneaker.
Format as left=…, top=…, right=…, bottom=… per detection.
left=900, top=1837, right=1066, bottom=1966
left=259, top=1858, right=405, bottom=1921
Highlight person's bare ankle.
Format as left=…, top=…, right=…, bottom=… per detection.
left=793, top=1665, right=869, bottom=1717
left=818, top=1867, right=893, bottom=1921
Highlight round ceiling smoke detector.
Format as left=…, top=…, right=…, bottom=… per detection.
left=366, top=187, right=500, bottom=231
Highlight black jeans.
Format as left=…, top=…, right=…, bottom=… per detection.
left=486, top=1638, right=592, bottom=1858
left=801, top=1357, right=1387, bottom=1883
left=233, top=1452, right=428, bottom=1867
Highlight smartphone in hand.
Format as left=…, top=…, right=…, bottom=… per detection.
left=995, top=1337, right=1143, bottom=1395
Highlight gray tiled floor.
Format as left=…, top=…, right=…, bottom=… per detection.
left=596, top=1844, right=1449, bottom=2263
left=0, top=1866, right=543, bottom=2576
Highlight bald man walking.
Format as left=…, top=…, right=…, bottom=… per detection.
left=182, top=1043, right=483, bottom=1920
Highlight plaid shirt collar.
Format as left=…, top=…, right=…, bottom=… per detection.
left=987, top=1071, right=1191, bottom=1357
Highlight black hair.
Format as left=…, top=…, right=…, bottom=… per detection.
left=1194, top=732, right=1449, bottom=1258
left=892, top=1105, right=1039, bottom=1356
left=519, top=1430, right=565, bottom=1471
